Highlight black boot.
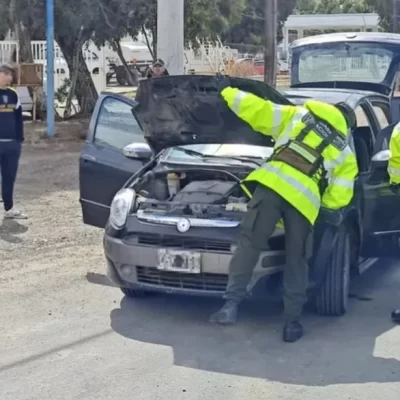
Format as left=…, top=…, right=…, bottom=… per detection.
left=391, top=309, right=400, bottom=324
left=283, top=321, right=304, bottom=343
left=209, top=300, right=239, bottom=325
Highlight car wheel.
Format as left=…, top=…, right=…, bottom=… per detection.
left=315, top=225, right=351, bottom=316
left=120, top=287, right=149, bottom=298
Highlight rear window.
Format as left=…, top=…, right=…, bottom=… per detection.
left=297, top=44, right=393, bottom=84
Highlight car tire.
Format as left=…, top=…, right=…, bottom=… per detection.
left=315, top=225, right=351, bottom=316
left=120, top=287, right=149, bottom=298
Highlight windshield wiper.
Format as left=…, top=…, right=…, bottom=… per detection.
left=173, top=146, right=262, bottom=167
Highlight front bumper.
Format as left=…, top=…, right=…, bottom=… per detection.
left=104, top=233, right=285, bottom=297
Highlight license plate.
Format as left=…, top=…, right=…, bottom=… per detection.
left=157, top=249, right=201, bottom=273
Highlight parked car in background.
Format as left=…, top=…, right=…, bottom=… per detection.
left=235, top=57, right=289, bottom=75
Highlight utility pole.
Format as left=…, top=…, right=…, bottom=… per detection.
left=394, top=0, right=398, bottom=33
left=264, top=0, right=277, bottom=86
left=157, top=0, right=184, bottom=75
left=46, top=0, right=54, bottom=136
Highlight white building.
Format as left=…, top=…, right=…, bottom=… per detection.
left=282, top=13, right=380, bottom=54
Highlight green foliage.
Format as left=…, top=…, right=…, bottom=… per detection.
left=221, top=0, right=297, bottom=49
left=125, top=0, right=246, bottom=54
left=294, top=0, right=373, bottom=15
left=55, top=78, right=71, bottom=103
left=363, top=0, right=392, bottom=31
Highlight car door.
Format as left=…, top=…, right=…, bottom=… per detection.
left=358, top=99, right=400, bottom=257
left=79, top=94, right=147, bottom=228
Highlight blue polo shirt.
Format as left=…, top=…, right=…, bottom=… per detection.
left=0, top=87, right=24, bottom=142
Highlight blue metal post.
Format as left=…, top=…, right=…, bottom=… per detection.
left=46, top=0, right=55, bottom=136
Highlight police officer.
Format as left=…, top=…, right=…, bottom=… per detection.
left=209, top=83, right=358, bottom=342
left=387, top=123, right=400, bottom=324
left=0, top=63, right=27, bottom=219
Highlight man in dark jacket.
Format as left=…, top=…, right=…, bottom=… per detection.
left=146, top=58, right=169, bottom=78
left=0, top=63, right=27, bottom=219
left=136, top=59, right=169, bottom=103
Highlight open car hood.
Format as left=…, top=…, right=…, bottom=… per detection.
left=133, top=75, right=293, bottom=153
left=290, top=32, right=400, bottom=95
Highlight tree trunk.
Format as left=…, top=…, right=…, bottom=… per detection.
left=56, top=35, right=98, bottom=115
left=10, top=0, right=47, bottom=119
left=112, top=39, right=138, bottom=86
left=142, top=26, right=155, bottom=60
left=151, top=25, right=157, bottom=59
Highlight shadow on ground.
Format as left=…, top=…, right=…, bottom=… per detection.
left=0, top=219, right=29, bottom=244
left=109, top=260, right=400, bottom=386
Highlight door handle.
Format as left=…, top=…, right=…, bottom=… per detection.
left=82, top=154, right=97, bottom=162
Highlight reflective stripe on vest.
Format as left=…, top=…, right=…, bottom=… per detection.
left=389, top=165, right=400, bottom=177
left=274, top=110, right=308, bottom=147
left=288, top=141, right=318, bottom=163
left=323, top=145, right=353, bottom=170
left=232, top=90, right=246, bottom=114
left=231, top=90, right=282, bottom=138
left=262, top=163, right=321, bottom=209
left=328, top=176, right=354, bottom=188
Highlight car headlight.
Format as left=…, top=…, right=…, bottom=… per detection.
left=109, top=189, right=135, bottom=229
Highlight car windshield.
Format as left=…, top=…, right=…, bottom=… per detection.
left=165, top=144, right=273, bottom=164
left=297, top=43, right=394, bottom=84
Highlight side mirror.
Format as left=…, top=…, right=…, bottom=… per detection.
left=372, top=149, right=391, bottom=162
left=369, top=149, right=390, bottom=184
left=123, top=142, right=152, bottom=160
left=371, top=149, right=390, bottom=168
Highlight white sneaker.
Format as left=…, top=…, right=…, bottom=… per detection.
left=4, top=208, right=28, bottom=219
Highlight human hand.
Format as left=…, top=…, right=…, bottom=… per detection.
left=318, top=207, right=343, bottom=227
left=215, top=73, right=231, bottom=92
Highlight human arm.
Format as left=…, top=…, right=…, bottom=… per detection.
left=220, top=86, right=297, bottom=139
left=14, top=92, right=24, bottom=142
left=320, top=146, right=358, bottom=217
left=389, top=125, right=400, bottom=185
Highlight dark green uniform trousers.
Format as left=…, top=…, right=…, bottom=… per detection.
left=225, top=184, right=313, bottom=322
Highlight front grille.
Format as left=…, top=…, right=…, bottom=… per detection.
left=136, top=266, right=228, bottom=292
left=137, top=234, right=232, bottom=252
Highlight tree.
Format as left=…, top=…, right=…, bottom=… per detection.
left=363, top=0, right=392, bottom=32
left=294, top=0, right=373, bottom=16
left=126, top=0, right=245, bottom=56
left=3, top=0, right=247, bottom=116
left=220, top=0, right=297, bottom=51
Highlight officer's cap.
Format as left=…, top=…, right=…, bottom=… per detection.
left=0, top=63, right=14, bottom=74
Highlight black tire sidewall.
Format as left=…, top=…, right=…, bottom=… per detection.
left=315, top=225, right=351, bottom=316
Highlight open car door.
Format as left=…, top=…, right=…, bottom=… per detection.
left=359, top=125, right=400, bottom=257
left=79, top=93, right=150, bottom=228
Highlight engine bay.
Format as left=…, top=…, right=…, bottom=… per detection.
left=133, top=169, right=250, bottom=220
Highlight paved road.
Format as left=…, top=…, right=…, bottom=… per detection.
left=1, top=142, right=400, bottom=400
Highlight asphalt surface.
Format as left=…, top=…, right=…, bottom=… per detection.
left=1, top=140, right=400, bottom=400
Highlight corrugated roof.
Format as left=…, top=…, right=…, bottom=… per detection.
left=285, top=13, right=379, bottom=29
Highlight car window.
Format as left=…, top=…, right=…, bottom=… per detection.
left=94, top=97, right=144, bottom=150
left=355, top=105, right=370, bottom=127
left=371, top=102, right=390, bottom=129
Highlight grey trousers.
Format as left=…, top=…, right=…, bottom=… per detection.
left=225, top=184, right=313, bottom=322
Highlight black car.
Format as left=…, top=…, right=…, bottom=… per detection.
left=79, top=32, right=400, bottom=316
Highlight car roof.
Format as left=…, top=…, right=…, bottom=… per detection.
left=291, top=31, right=400, bottom=48
left=280, top=87, right=387, bottom=108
